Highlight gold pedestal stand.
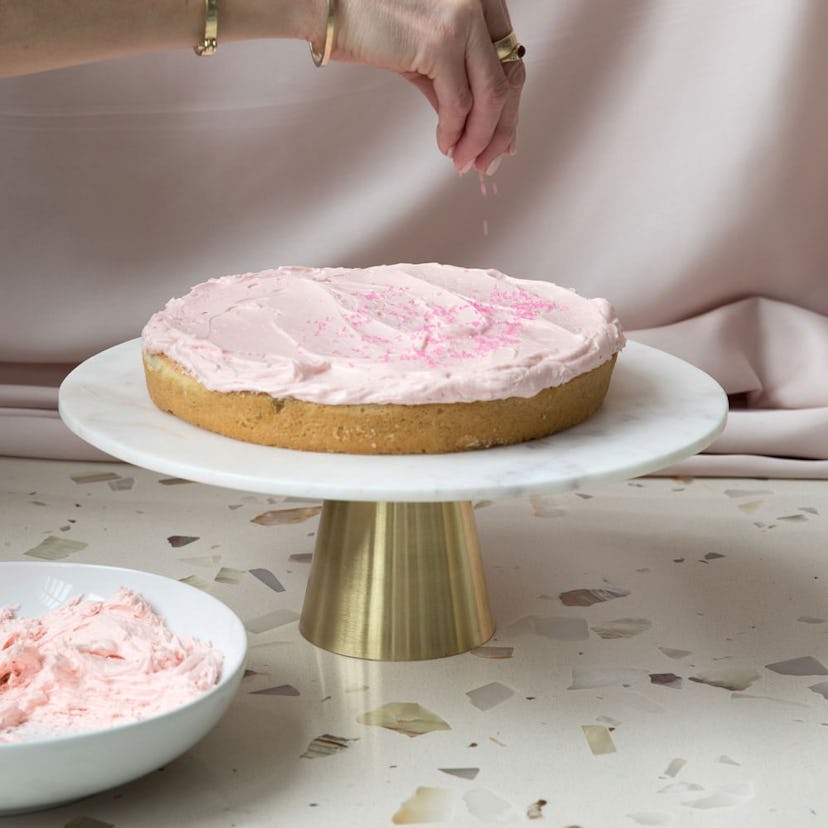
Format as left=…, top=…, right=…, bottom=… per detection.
left=299, top=500, right=494, bottom=661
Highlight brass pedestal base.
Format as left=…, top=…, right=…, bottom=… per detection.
left=299, top=500, right=494, bottom=661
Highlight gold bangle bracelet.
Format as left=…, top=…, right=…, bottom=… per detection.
left=194, top=0, right=218, bottom=56
left=309, top=0, right=336, bottom=67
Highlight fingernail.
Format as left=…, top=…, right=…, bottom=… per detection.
left=446, top=145, right=455, bottom=159
left=457, top=159, right=474, bottom=175
left=485, top=156, right=503, bottom=177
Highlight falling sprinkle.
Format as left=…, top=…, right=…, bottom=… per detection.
left=658, top=647, right=692, bottom=660
left=300, top=733, right=356, bottom=759
left=797, top=616, right=827, bottom=624
left=799, top=506, right=819, bottom=515
left=70, top=472, right=120, bottom=484
left=107, top=476, right=134, bottom=491
left=591, top=618, right=652, bottom=639
left=178, top=574, right=209, bottom=590
left=65, top=819, right=115, bottom=828
left=683, top=782, right=755, bottom=809
left=482, top=219, right=489, bottom=237
left=167, top=535, right=199, bottom=548
left=357, top=702, right=450, bottom=737
left=251, top=506, right=322, bottom=526
left=650, top=673, right=683, bottom=689
left=289, top=552, right=314, bottom=564
left=765, top=656, right=828, bottom=676
left=626, top=812, right=674, bottom=826
left=664, top=758, right=686, bottom=777
left=489, top=736, right=507, bottom=747
left=244, top=608, right=300, bottom=633
left=440, top=767, right=479, bottom=780
left=470, top=646, right=514, bottom=659
left=703, top=552, right=726, bottom=561
left=249, top=568, right=286, bottom=592
left=473, top=500, right=494, bottom=509
left=569, top=667, right=649, bottom=690
left=559, top=587, right=630, bottom=607
left=582, top=724, right=616, bottom=756
left=526, top=799, right=548, bottom=820
left=214, top=567, right=245, bottom=585
left=158, top=477, right=192, bottom=485
left=479, top=173, right=488, bottom=197
left=393, top=787, right=453, bottom=825
left=463, top=788, right=514, bottom=823
left=777, top=514, right=808, bottom=522
left=688, top=666, right=760, bottom=691
left=24, top=536, right=87, bottom=560
left=251, top=684, right=300, bottom=696
left=466, top=682, right=515, bottom=711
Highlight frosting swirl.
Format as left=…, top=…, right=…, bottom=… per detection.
left=142, top=263, right=625, bottom=405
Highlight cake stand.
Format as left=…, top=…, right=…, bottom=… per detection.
left=59, top=340, right=728, bottom=661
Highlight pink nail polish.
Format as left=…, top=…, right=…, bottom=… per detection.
left=458, top=159, right=474, bottom=175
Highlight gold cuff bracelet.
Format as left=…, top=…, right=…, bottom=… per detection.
left=194, top=0, right=218, bottom=56
left=309, top=0, right=336, bottom=67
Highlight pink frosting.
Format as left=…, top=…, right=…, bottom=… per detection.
left=142, top=263, right=625, bottom=405
left=0, top=589, right=223, bottom=743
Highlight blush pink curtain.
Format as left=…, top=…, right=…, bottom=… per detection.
left=1, top=0, right=826, bottom=475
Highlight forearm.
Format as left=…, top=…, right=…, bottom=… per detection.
left=0, top=0, right=327, bottom=77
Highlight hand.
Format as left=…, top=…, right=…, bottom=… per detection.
left=332, top=0, right=525, bottom=175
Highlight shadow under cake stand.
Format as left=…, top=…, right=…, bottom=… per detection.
left=59, top=340, right=727, bottom=661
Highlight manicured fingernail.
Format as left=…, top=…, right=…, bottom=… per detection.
left=486, top=156, right=503, bottom=176
left=458, top=159, right=474, bottom=175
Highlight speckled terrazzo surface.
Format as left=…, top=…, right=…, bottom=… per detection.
left=1, top=457, right=827, bottom=827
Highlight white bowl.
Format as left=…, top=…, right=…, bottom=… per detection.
left=0, top=561, right=247, bottom=815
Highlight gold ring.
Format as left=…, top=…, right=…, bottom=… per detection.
left=493, top=31, right=526, bottom=63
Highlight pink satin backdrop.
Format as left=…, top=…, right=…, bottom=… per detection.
left=1, top=0, right=826, bottom=475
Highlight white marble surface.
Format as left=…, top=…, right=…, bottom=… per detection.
left=2, top=457, right=827, bottom=827
left=58, top=341, right=727, bottom=500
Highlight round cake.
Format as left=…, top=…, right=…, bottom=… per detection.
left=141, top=263, right=625, bottom=454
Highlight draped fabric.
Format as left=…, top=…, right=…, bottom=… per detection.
left=1, top=0, right=826, bottom=474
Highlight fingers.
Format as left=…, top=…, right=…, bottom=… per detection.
left=442, top=1, right=525, bottom=175
left=471, top=58, right=524, bottom=173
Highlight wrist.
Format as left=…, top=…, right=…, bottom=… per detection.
left=220, top=0, right=329, bottom=44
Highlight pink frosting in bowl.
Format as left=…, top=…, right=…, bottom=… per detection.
left=1, top=588, right=223, bottom=743
left=142, top=263, right=625, bottom=405
left=0, top=562, right=247, bottom=815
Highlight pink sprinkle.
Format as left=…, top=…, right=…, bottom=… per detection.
left=492, top=182, right=499, bottom=196
left=482, top=219, right=489, bottom=237
left=479, top=172, right=488, bottom=197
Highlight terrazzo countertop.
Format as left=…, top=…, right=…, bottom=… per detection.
left=1, top=456, right=827, bottom=827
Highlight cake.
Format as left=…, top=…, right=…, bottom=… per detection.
left=141, top=263, right=625, bottom=454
